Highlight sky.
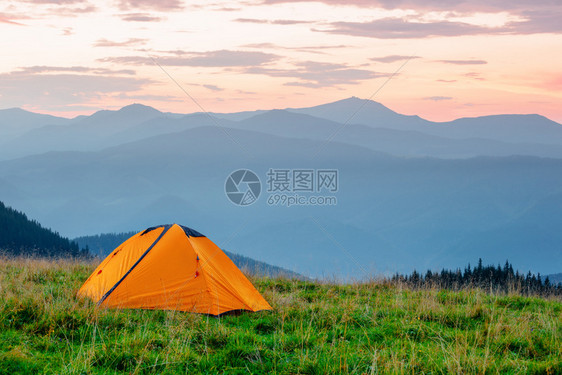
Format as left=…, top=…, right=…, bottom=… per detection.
left=0, top=0, right=561, bottom=122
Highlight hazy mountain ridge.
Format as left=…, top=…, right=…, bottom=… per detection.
left=1, top=97, right=562, bottom=160
left=0, top=124, right=561, bottom=277
left=0, top=107, right=70, bottom=142
left=233, top=109, right=562, bottom=159
left=1, top=98, right=561, bottom=277
left=288, top=98, right=562, bottom=144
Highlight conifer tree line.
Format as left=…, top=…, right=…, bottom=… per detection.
left=392, top=259, right=562, bottom=296
left=74, top=232, right=137, bottom=258
left=0, top=201, right=87, bottom=257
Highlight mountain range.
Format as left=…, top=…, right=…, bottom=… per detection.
left=0, top=97, right=561, bottom=279
left=3, top=98, right=562, bottom=160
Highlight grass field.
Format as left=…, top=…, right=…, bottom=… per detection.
left=0, top=258, right=561, bottom=374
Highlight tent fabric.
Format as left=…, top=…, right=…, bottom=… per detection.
left=78, top=224, right=272, bottom=316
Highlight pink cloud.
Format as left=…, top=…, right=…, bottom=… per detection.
left=0, top=70, right=152, bottom=107
left=118, top=0, right=183, bottom=11
left=424, top=96, right=453, bottom=101
left=242, top=43, right=351, bottom=55
left=263, top=0, right=562, bottom=37
left=93, top=38, right=148, bottom=47
left=244, top=61, right=391, bottom=87
left=234, top=18, right=311, bottom=25
left=120, top=13, right=163, bottom=22
left=0, top=12, right=27, bottom=25
left=25, top=0, right=87, bottom=3
left=371, top=55, right=421, bottom=63
left=317, top=18, right=494, bottom=39
left=14, top=66, right=136, bottom=75
left=101, top=50, right=279, bottom=67
left=541, top=75, right=562, bottom=91
left=262, top=0, right=559, bottom=12
left=437, top=60, right=487, bottom=65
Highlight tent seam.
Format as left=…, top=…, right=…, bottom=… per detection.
left=97, top=224, right=172, bottom=306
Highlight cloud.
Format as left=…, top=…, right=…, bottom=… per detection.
left=242, top=43, right=349, bottom=49
left=437, top=59, right=487, bottom=65
left=234, top=18, right=268, bottom=24
left=23, top=0, right=87, bottom=3
left=214, top=7, right=240, bottom=12
left=509, top=9, right=562, bottom=34
left=294, top=44, right=351, bottom=50
left=93, top=38, right=148, bottom=47
left=436, top=79, right=457, bottom=83
left=236, top=89, right=257, bottom=95
left=101, top=50, right=279, bottom=67
left=241, top=42, right=351, bottom=55
left=538, top=75, right=562, bottom=91
left=314, top=6, right=562, bottom=39
left=242, top=42, right=280, bottom=48
left=118, top=0, right=183, bottom=11
left=243, top=61, right=389, bottom=87
left=189, top=3, right=241, bottom=12
left=14, top=66, right=136, bottom=75
left=120, top=13, right=163, bottom=22
left=0, top=70, right=152, bottom=107
left=272, top=19, right=310, bottom=25
left=463, top=72, right=485, bottom=80
left=202, top=84, right=224, bottom=91
left=318, top=18, right=495, bottom=39
left=0, top=12, right=28, bottom=25
left=0, top=16, right=23, bottom=25
left=424, top=96, right=453, bottom=101
left=261, top=0, right=560, bottom=13
left=22, top=0, right=90, bottom=6
left=20, top=1, right=97, bottom=16
left=234, top=18, right=310, bottom=25
left=111, top=93, right=183, bottom=102
left=45, top=4, right=97, bottom=15
left=371, top=55, right=421, bottom=63
left=188, top=83, right=224, bottom=92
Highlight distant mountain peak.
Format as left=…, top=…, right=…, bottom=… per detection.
left=292, top=96, right=396, bottom=114
left=0, top=107, right=65, bottom=118
left=87, top=103, right=162, bottom=118
left=336, top=96, right=384, bottom=105
left=118, top=103, right=162, bottom=115
left=0, top=107, right=28, bottom=114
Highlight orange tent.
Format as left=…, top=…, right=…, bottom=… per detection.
left=78, top=224, right=272, bottom=316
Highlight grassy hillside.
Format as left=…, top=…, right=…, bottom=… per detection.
left=0, top=258, right=561, bottom=374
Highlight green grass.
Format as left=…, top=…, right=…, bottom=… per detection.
left=0, top=258, right=561, bottom=374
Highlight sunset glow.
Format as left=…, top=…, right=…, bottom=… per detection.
left=1, top=0, right=561, bottom=122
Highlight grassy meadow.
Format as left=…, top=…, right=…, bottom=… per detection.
left=0, top=257, right=561, bottom=374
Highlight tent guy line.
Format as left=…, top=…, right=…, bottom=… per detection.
left=310, top=52, right=418, bottom=160
left=148, top=54, right=255, bottom=160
